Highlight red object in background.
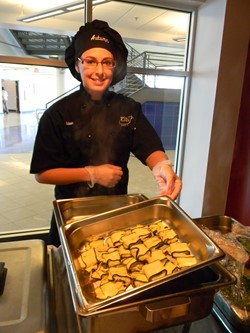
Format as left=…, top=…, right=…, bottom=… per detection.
left=226, top=37, right=250, bottom=226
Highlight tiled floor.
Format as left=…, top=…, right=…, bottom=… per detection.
left=0, top=111, right=165, bottom=235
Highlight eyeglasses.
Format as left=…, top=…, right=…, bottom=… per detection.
left=78, top=57, right=116, bottom=69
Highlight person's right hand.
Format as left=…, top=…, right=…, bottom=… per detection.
left=85, top=164, right=123, bottom=188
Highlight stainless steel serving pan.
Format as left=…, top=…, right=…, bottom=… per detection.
left=53, top=193, right=147, bottom=226
left=194, top=215, right=250, bottom=332
left=48, top=246, right=236, bottom=333
left=54, top=196, right=225, bottom=314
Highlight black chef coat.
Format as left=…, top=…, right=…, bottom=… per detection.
left=30, top=85, right=164, bottom=200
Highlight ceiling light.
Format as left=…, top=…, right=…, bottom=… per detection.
left=20, top=10, right=65, bottom=23
left=17, top=0, right=109, bottom=23
left=66, top=4, right=85, bottom=11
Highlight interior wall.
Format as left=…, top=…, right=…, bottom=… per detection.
left=179, top=0, right=227, bottom=217
left=179, top=0, right=250, bottom=219
left=202, top=0, right=250, bottom=218
left=225, top=37, right=250, bottom=226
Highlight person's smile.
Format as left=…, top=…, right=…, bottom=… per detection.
left=76, top=48, right=114, bottom=100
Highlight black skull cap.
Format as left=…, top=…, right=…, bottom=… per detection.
left=65, top=20, right=128, bottom=85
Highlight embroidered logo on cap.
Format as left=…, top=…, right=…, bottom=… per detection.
left=91, top=34, right=109, bottom=44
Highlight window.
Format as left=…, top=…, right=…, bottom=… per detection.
left=0, top=0, right=194, bottom=237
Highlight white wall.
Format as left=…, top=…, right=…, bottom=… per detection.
left=0, top=66, right=79, bottom=112
left=179, top=0, right=227, bottom=217
left=202, top=0, right=250, bottom=217
left=179, top=0, right=250, bottom=218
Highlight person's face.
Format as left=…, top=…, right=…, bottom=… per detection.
left=75, top=48, right=115, bottom=100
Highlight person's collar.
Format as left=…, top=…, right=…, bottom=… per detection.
left=80, top=84, right=114, bottom=104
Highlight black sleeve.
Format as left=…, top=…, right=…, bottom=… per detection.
left=30, top=109, right=79, bottom=174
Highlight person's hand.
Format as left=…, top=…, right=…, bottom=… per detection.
left=85, top=164, right=123, bottom=188
left=152, top=160, right=182, bottom=200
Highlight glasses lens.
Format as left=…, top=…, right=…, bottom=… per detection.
left=79, top=58, right=116, bottom=68
left=84, top=59, right=97, bottom=68
left=102, top=60, right=116, bottom=68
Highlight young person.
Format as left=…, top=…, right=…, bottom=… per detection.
left=30, top=20, right=182, bottom=246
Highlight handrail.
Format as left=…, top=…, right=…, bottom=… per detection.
left=128, top=51, right=184, bottom=70
left=45, top=84, right=80, bottom=108
left=43, top=45, right=185, bottom=105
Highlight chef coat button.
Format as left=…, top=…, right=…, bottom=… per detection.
left=88, top=133, right=92, bottom=138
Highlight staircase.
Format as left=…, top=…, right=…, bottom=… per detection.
left=44, top=42, right=184, bottom=105
left=113, top=43, right=155, bottom=97
left=114, top=73, right=145, bottom=96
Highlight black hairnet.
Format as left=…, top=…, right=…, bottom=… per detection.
left=65, top=20, right=128, bottom=86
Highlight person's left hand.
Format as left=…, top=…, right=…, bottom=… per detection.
left=152, top=160, right=182, bottom=200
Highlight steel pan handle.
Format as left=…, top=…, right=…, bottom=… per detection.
left=139, top=296, right=191, bottom=323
